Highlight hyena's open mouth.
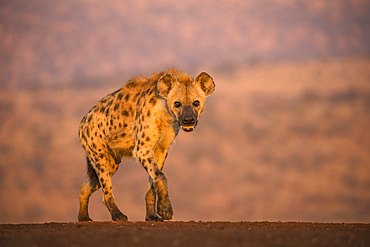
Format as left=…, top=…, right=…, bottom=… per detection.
left=181, top=126, right=194, bottom=132
left=179, top=121, right=198, bottom=132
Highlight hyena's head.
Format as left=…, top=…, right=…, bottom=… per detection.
left=157, top=71, right=215, bottom=132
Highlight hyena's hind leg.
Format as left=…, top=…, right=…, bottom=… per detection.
left=97, top=154, right=128, bottom=222
left=78, top=157, right=100, bottom=222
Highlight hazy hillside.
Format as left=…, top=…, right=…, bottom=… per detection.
left=0, top=58, right=369, bottom=223
left=0, top=0, right=369, bottom=89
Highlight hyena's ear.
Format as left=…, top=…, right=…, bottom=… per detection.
left=157, top=73, right=178, bottom=99
left=195, top=72, right=215, bottom=96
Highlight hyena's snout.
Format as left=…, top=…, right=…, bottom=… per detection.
left=179, top=107, right=198, bottom=132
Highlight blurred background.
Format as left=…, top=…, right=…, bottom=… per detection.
left=0, top=0, right=369, bottom=223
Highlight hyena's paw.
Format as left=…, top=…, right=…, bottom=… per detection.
left=111, top=211, right=128, bottom=222
left=78, top=216, right=93, bottom=222
left=145, top=214, right=164, bottom=222
left=157, top=197, right=173, bottom=220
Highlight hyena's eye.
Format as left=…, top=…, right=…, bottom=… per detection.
left=193, top=100, right=200, bottom=107
left=174, top=101, right=182, bottom=108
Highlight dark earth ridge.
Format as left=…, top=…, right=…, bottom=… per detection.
left=1, top=221, right=369, bottom=247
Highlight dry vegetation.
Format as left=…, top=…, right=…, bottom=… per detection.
left=0, top=58, right=369, bottom=223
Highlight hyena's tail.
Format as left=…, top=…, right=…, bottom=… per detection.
left=86, top=156, right=100, bottom=189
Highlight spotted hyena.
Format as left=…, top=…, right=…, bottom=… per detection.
left=78, top=68, right=215, bottom=222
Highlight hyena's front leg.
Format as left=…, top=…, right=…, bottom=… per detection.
left=145, top=176, right=163, bottom=222
left=153, top=145, right=173, bottom=220
left=135, top=146, right=173, bottom=221
left=153, top=172, right=173, bottom=220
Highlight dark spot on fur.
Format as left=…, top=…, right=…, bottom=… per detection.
left=124, top=123, right=128, bottom=128
left=124, top=94, right=130, bottom=101
left=92, top=143, right=96, bottom=149
left=126, top=81, right=135, bottom=88
left=155, top=170, right=161, bottom=177
left=146, top=137, right=150, bottom=142
left=146, top=150, right=150, bottom=155
left=147, top=110, right=151, bottom=117
left=123, top=110, right=129, bottom=116
left=149, top=97, right=157, bottom=105
left=114, top=103, right=119, bottom=111
left=87, top=115, right=92, bottom=123
left=104, top=190, right=108, bottom=195
left=100, top=107, right=105, bottom=113
left=117, top=93, right=123, bottom=100
left=142, top=132, right=145, bottom=138
left=121, top=133, right=126, bottom=137
left=86, top=128, right=90, bottom=137
left=148, top=158, right=152, bottom=164
left=106, top=108, right=110, bottom=116
left=101, top=168, right=104, bottom=173
left=159, top=145, right=166, bottom=154
left=100, top=178, right=104, bottom=183
left=81, top=134, right=88, bottom=143
left=135, top=91, right=141, bottom=99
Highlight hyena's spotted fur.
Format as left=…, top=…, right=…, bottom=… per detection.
left=78, top=68, right=215, bottom=222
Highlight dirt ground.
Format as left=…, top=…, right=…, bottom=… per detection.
left=0, top=221, right=369, bottom=247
